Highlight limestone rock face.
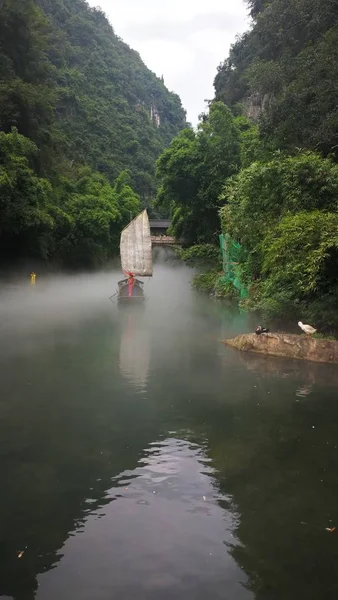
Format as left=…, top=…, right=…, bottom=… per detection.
left=223, top=333, right=338, bottom=364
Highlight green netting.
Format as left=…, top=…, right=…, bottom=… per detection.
left=219, top=233, right=249, bottom=299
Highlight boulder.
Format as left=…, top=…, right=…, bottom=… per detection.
left=223, top=333, right=338, bottom=364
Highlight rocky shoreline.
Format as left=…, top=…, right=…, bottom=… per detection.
left=223, top=333, right=338, bottom=364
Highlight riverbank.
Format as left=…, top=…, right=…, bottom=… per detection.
left=223, top=332, right=338, bottom=364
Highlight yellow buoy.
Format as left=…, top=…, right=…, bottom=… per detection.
left=30, top=272, right=36, bottom=285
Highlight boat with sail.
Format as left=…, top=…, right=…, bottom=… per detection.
left=117, top=210, right=153, bottom=304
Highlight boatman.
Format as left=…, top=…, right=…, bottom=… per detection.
left=125, top=271, right=135, bottom=297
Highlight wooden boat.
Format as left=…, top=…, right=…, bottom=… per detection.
left=117, top=277, right=145, bottom=304
left=117, top=210, right=153, bottom=304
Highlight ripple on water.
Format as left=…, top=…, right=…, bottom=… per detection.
left=36, top=437, right=251, bottom=600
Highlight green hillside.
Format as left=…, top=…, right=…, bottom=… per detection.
left=0, top=0, right=186, bottom=265
left=214, top=0, right=338, bottom=157
left=155, top=0, right=338, bottom=331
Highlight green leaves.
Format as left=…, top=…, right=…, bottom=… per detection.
left=215, top=0, right=338, bottom=158
left=221, top=151, right=338, bottom=276
left=178, top=244, right=221, bottom=268
left=262, top=211, right=338, bottom=293
left=0, top=0, right=185, bottom=265
left=156, top=102, right=241, bottom=244
left=221, top=150, right=338, bottom=329
left=0, top=128, right=53, bottom=256
left=0, top=127, right=142, bottom=265
left=33, top=0, right=186, bottom=197
left=257, top=210, right=338, bottom=328
left=54, top=167, right=141, bottom=267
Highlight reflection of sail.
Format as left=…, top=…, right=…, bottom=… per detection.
left=119, top=316, right=150, bottom=391
left=120, top=210, right=153, bottom=277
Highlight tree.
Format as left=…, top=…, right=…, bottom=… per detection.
left=220, top=151, right=338, bottom=329
left=221, top=152, right=338, bottom=275
left=260, top=211, right=338, bottom=328
left=54, top=167, right=141, bottom=267
left=214, top=0, right=338, bottom=157
left=0, top=128, right=54, bottom=259
left=0, top=0, right=185, bottom=265
left=156, top=102, right=241, bottom=243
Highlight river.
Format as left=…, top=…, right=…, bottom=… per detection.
left=1, top=248, right=338, bottom=600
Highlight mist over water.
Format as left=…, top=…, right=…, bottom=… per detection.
left=1, top=247, right=338, bottom=600
left=0, top=249, right=194, bottom=345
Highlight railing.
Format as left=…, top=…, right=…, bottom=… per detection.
left=151, top=236, right=176, bottom=245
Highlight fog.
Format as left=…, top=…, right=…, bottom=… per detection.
left=0, top=249, right=199, bottom=358
left=0, top=270, right=119, bottom=332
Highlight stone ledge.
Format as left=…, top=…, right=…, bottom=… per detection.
left=223, top=333, right=338, bottom=364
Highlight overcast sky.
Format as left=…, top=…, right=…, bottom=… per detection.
left=87, top=0, right=250, bottom=125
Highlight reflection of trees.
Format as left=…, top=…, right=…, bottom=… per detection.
left=2, top=303, right=338, bottom=600
left=238, top=350, right=338, bottom=389
left=200, top=380, right=338, bottom=599
left=146, top=338, right=338, bottom=599
left=0, top=319, right=158, bottom=600
left=0, top=303, right=245, bottom=599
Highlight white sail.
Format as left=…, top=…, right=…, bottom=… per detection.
left=120, top=210, right=153, bottom=277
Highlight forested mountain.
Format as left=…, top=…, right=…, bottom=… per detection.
left=214, top=0, right=338, bottom=157
left=0, top=0, right=185, bottom=265
left=156, top=0, right=338, bottom=331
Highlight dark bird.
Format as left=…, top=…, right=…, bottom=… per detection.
left=256, top=326, right=270, bottom=335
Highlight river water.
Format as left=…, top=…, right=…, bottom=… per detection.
left=1, top=249, right=338, bottom=600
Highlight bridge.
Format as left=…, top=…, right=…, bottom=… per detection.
left=149, top=219, right=171, bottom=235
left=149, top=219, right=185, bottom=245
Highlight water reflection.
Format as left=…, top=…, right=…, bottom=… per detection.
left=37, top=437, right=251, bottom=600
left=237, top=349, right=338, bottom=390
left=2, top=253, right=338, bottom=600
left=118, top=310, right=150, bottom=393
left=296, top=383, right=313, bottom=398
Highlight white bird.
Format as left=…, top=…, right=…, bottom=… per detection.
left=298, top=321, right=317, bottom=335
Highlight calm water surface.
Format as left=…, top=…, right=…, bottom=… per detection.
left=1, top=250, right=338, bottom=599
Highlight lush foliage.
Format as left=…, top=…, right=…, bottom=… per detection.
left=156, top=102, right=241, bottom=244
left=0, top=128, right=142, bottom=265
left=221, top=153, right=338, bottom=328
left=154, top=0, right=338, bottom=328
left=176, top=244, right=221, bottom=268
left=53, top=169, right=141, bottom=267
left=0, top=128, right=54, bottom=259
left=221, top=152, right=338, bottom=277
left=0, top=0, right=185, bottom=265
left=213, top=0, right=338, bottom=329
left=192, top=271, right=220, bottom=293
left=214, top=0, right=338, bottom=157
